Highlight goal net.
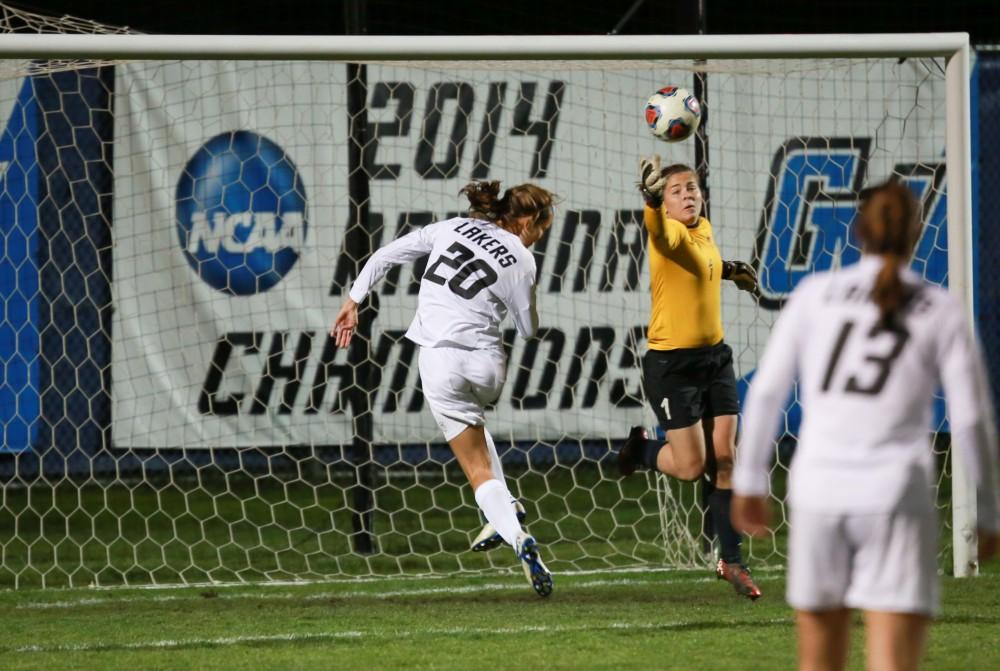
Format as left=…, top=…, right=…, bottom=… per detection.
left=0, top=13, right=974, bottom=587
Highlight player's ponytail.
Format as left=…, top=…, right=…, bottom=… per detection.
left=856, top=181, right=920, bottom=326
left=872, top=252, right=905, bottom=325
left=460, top=180, right=556, bottom=238
left=460, top=180, right=504, bottom=221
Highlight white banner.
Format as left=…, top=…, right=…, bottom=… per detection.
left=110, top=58, right=947, bottom=447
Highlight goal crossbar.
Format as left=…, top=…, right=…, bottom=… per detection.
left=0, top=32, right=970, bottom=60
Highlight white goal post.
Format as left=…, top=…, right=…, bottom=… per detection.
left=0, top=31, right=979, bottom=587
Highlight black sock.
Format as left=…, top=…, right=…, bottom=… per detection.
left=709, top=488, right=743, bottom=565
left=640, top=440, right=661, bottom=469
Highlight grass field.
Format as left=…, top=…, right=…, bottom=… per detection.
left=0, top=458, right=980, bottom=669
left=0, top=465, right=789, bottom=588
left=2, top=564, right=999, bottom=670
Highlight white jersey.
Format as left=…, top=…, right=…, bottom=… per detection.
left=734, top=255, right=1000, bottom=530
left=349, top=217, right=538, bottom=350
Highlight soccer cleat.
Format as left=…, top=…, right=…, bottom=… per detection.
left=515, top=532, right=553, bottom=597
left=617, top=426, right=649, bottom=477
left=471, top=500, right=527, bottom=552
left=716, top=559, right=762, bottom=600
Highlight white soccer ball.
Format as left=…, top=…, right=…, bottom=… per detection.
left=644, top=86, right=701, bottom=143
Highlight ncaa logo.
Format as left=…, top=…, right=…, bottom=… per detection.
left=176, top=130, right=307, bottom=295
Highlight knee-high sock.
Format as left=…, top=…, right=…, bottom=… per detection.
left=474, top=478, right=521, bottom=546
left=641, top=439, right=662, bottom=470
left=484, top=428, right=506, bottom=484
left=709, top=488, right=743, bottom=564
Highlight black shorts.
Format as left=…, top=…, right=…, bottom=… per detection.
left=642, top=341, right=741, bottom=431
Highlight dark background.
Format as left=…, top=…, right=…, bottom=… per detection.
left=5, top=0, right=1000, bottom=43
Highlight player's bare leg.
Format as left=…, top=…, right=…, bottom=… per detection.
left=705, top=414, right=736, bottom=489
left=617, top=422, right=706, bottom=479
left=864, top=611, right=929, bottom=671
left=796, top=608, right=852, bottom=671
left=657, top=422, right=708, bottom=481
left=449, top=425, right=495, bottom=490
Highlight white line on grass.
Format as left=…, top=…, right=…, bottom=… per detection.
left=14, top=618, right=792, bottom=654
left=17, top=575, right=718, bottom=610
left=6, top=564, right=786, bottom=596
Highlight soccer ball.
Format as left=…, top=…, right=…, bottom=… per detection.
left=644, top=86, right=701, bottom=143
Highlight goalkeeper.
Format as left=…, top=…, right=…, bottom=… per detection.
left=616, top=156, right=761, bottom=599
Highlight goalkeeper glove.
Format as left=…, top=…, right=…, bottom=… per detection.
left=638, top=155, right=666, bottom=207
left=722, top=260, right=758, bottom=293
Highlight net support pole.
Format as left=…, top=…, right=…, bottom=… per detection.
left=344, top=59, right=377, bottom=556
left=344, top=0, right=376, bottom=556
left=946, top=37, right=978, bottom=578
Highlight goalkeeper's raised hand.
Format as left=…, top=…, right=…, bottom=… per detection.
left=723, top=260, right=758, bottom=293
left=638, top=155, right=666, bottom=207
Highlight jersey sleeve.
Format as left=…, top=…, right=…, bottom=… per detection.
left=733, top=280, right=810, bottom=497
left=497, top=256, right=539, bottom=339
left=348, top=224, right=438, bottom=303
left=643, top=204, right=688, bottom=252
left=507, top=267, right=538, bottom=339
left=937, top=298, right=1000, bottom=532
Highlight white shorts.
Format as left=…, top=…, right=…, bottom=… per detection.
left=787, top=507, right=940, bottom=616
left=418, top=346, right=506, bottom=441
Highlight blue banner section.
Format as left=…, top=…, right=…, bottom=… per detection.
left=754, top=138, right=869, bottom=309
left=0, top=79, right=40, bottom=452
left=32, top=70, right=115, bottom=471
left=755, top=138, right=950, bottom=308
left=976, top=53, right=1000, bottom=405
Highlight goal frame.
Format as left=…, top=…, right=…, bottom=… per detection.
left=0, top=31, right=977, bottom=577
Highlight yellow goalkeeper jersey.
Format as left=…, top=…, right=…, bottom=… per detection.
left=643, top=205, right=724, bottom=350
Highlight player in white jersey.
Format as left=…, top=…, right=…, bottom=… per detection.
left=330, top=180, right=556, bottom=597
left=732, top=181, right=1000, bottom=670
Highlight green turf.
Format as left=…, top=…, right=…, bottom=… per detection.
left=0, top=460, right=965, bottom=590
left=1, top=564, right=998, bottom=670
left=1, top=465, right=789, bottom=588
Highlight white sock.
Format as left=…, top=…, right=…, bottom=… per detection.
left=483, top=429, right=509, bottom=489
left=474, top=478, right=521, bottom=546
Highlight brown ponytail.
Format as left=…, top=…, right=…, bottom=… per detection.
left=856, top=181, right=920, bottom=326
left=459, top=180, right=505, bottom=221
left=460, top=180, right=556, bottom=238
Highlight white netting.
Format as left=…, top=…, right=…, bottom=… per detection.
left=0, top=3, right=134, bottom=79
left=0, top=13, right=956, bottom=588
